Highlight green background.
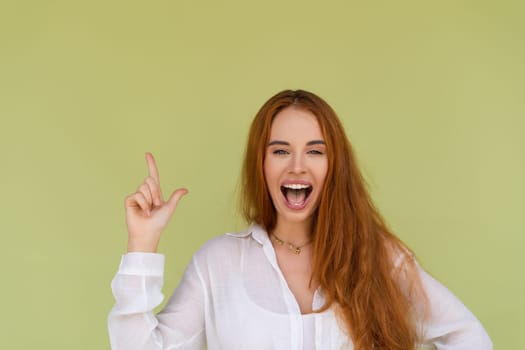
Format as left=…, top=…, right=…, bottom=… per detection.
left=1, top=1, right=523, bottom=348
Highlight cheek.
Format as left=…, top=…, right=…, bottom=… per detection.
left=263, top=158, right=280, bottom=182
left=263, top=160, right=275, bottom=191
left=317, top=160, right=329, bottom=185
left=263, top=161, right=281, bottom=204
left=263, top=160, right=270, bottom=182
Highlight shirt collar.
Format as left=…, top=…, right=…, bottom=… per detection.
left=225, top=222, right=270, bottom=246
left=225, top=223, right=328, bottom=312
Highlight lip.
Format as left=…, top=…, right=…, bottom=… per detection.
left=281, top=179, right=312, bottom=186
left=280, top=179, right=313, bottom=210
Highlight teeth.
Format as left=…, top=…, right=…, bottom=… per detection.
left=283, top=184, right=310, bottom=190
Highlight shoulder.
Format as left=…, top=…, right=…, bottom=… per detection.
left=193, top=223, right=267, bottom=263
left=382, top=237, right=416, bottom=270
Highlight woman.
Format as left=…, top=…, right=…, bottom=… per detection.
left=108, top=90, right=492, bottom=349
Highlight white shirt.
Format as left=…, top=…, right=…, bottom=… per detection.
left=108, top=224, right=493, bottom=350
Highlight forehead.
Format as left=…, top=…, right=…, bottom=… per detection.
left=269, top=106, right=323, bottom=140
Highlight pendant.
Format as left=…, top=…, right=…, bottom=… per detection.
left=287, top=243, right=301, bottom=254
left=271, top=233, right=309, bottom=255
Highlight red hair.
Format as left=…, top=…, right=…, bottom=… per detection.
left=241, top=90, right=428, bottom=350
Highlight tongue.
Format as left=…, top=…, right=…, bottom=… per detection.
left=286, top=189, right=306, bottom=205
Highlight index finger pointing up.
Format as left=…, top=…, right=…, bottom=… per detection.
left=145, top=152, right=160, bottom=182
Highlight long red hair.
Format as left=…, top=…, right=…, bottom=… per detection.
left=241, top=90, right=428, bottom=350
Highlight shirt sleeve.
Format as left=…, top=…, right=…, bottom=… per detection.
left=415, top=261, right=493, bottom=350
left=107, top=252, right=206, bottom=350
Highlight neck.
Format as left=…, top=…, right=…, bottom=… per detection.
left=272, top=218, right=312, bottom=245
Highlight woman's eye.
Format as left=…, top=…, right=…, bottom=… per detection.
left=273, top=149, right=288, bottom=155
left=308, top=150, right=324, bottom=155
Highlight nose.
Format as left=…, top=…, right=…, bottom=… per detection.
left=288, top=153, right=306, bottom=174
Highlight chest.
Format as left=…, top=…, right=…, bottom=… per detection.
left=202, top=237, right=352, bottom=349
left=274, top=248, right=317, bottom=314
left=209, top=294, right=351, bottom=350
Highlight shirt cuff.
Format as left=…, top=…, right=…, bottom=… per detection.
left=118, top=252, right=165, bottom=276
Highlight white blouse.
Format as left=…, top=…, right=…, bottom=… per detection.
left=108, top=224, right=493, bottom=350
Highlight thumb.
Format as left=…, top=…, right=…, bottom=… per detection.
left=165, top=188, right=189, bottom=215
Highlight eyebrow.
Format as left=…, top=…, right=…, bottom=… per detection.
left=267, top=140, right=326, bottom=146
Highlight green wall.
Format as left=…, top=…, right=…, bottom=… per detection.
left=1, top=1, right=523, bottom=348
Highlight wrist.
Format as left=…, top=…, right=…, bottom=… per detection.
left=127, top=237, right=159, bottom=253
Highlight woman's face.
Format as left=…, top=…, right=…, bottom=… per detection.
left=264, top=106, right=328, bottom=226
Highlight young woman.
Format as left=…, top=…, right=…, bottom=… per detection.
left=108, top=90, right=492, bottom=350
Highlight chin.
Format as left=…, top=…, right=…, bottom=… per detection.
left=275, top=208, right=317, bottom=226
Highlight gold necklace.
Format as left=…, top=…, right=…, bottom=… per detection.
left=270, top=232, right=312, bottom=255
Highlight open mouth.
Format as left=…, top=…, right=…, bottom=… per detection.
left=280, top=183, right=313, bottom=208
